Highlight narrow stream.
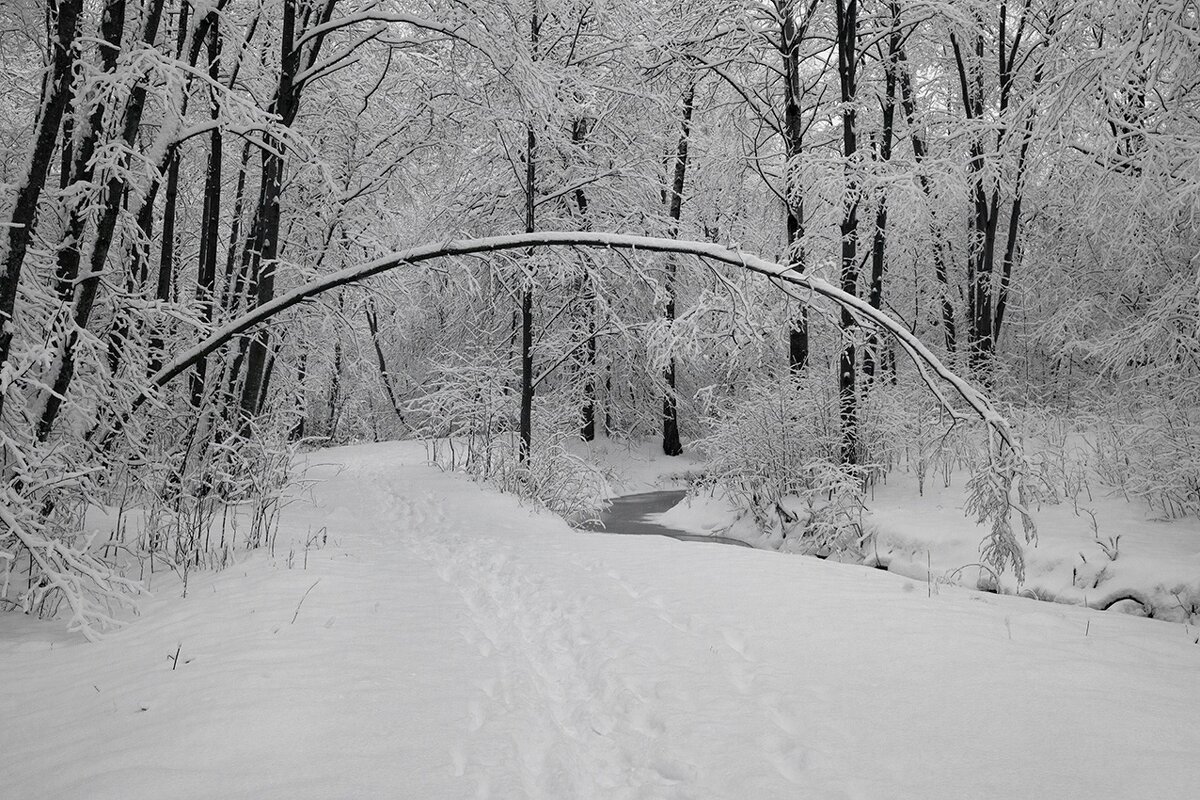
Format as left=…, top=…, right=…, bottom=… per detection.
left=583, top=490, right=754, bottom=548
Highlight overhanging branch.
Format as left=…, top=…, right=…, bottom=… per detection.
left=129, top=231, right=1016, bottom=448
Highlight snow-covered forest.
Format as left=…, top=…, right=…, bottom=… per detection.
left=2, top=0, right=1199, bottom=796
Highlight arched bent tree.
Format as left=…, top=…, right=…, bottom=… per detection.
left=135, top=231, right=1038, bottom=569
left=44, top=233, right=1038, bottom=639
left=138, top=233, right=1017, bottom=440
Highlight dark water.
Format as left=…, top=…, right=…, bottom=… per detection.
left=584, top=490, right=754, bottom=548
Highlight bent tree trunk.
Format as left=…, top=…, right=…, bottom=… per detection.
left=131, top=233, right=1022, bottom=453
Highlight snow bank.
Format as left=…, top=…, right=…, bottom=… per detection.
left=2, top=441, right=1198, bottom=799
left=657, top=458, right=1200, bottom=624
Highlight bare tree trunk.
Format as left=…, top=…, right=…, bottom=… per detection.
left=863, top=3, right=900, bottom=383
left=238, top=0, right=337, bottom=431
left=570, top=116, right=598, bottom=442
left=146, top=143, right=181, bottom=375
left=835, top=0, right=859, bottom=466
left=661, top=82, right=694, bottom=457
left=326, top=332, right=342, bottom=439
left=777, top=0, right=817, bottom=372
left=290, top=348, right=308, bottom=441
left=50, top=0, right=125, bottom=302
left=192, top=14, right=223, bottom=408
left=364, top=299, right=407, bottom=424
left=950, top=28, right=996, bottom=376
left=994, top=5, right=1059, bottom=343
left=0, top=0, right=83, bottom=422
left=238, top=0, right=314, bottom=428
left=518, top=7, right=540, bottom=463
left=38, top=0, right=167, bottom=442
left=950, top=2, right=1058, bottom=376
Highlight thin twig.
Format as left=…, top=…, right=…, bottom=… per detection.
left=291, top=579, right=320, bottom=624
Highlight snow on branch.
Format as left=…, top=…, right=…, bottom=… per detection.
left=291, top=10, right=483, bottom=55
left=121, top=232, right=1035, bottom=579
left=136, top=232, right=1017, bottom=443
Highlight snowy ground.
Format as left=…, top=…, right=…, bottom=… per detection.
left=639, top=446, right=1200, bottom=623
left=3, top=441, right=1200, bottom=798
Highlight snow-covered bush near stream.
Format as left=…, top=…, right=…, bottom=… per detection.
left=663, top=377, right=1200, bottom=624
left=407, top=351, right=609, bottom=524
left=690, top=373, right=873, bottom=557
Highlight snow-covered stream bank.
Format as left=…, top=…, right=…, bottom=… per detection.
left=3, top=441, right=1199, bottom=799
left=585, top=490, right=753, bottom=548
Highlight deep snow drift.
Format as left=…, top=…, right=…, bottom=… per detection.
left=2, top=441, right=1199, bottom=799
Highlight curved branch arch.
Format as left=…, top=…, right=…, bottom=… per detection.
left=134, top=231, right=1014, bottom=446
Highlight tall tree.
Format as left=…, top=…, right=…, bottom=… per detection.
left=835, top=0, right=860, bottom=465
left=0, top=0, right=83, bottom=422
left=661, top=81, right=695, bottom=457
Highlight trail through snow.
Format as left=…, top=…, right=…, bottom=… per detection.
left=2, top=442, right=1199, bottom=799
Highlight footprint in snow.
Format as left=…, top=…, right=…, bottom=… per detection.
left=764, top=731, right=809, bottom=783
left=450, top=745, right=467, bottom=776
left=467, top=700, right=486, bottom=732
left=719, top=627, right=750, bottom=659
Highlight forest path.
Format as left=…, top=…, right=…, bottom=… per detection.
left=381, top=478, right=825, bottom=798
left=2, top=442, right=1199, bottom=799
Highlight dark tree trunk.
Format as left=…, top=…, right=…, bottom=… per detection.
left=661, top=83, right=694, bottom=458
left=191, top=15, right=223, bottom=409
left=257, top=339, right=281, bottom=418
left=863, top=3, right=900, bottom=383
left=365, top=299, right=407, bottom=424
left=518, top=8, right=540, bottom=463
left=290, top=348, right=308, bottom=441
left=835, top=0, right=859, bottom=466
left=571, top=116, right=597, bottom=442
left=777, top=0, right=816, bottom=373
left=38, top=0, right=167, bottom=442
left=952, top=29, right=997, bottom=376
left=326, top=335, right=342, bottom=439
left=51, top=0, right=126, bottom=302
left=0, top=0, right=83, bottom=422
left=220, top=141, right=254, bottom=315
left=238, top=0, right=305, bottom=429
left=949, top=2, right=1056, bottom=377
left=995, top=6, right=1058, bottom=344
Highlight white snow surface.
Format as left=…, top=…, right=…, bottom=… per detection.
left=657, top=466, right=1200, bottom=620
left=3, top=441, right=1199, bottom=799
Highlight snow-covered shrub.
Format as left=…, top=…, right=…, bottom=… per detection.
left=96, top=409, right=303, bottom=597
left=859, top=378, right=962, bottom=495
left=405, top=350, right=516, bottom=472
left=964, top=432, right=1040, bottom=585
left=694, top=373, right=870, bottom=556
left=989, top=405, right=1095, bottom=517
left=0, top=444, right=143, bottom=640
left=1088, top=397, right=1200, bottom=520
left=482, top=435, right=608, bottom=524
left=1001, top=394, right=1200, bottom=522
left=775, top=459, right=870, bottom=557
left=407, top=353, right=607, bottom=524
